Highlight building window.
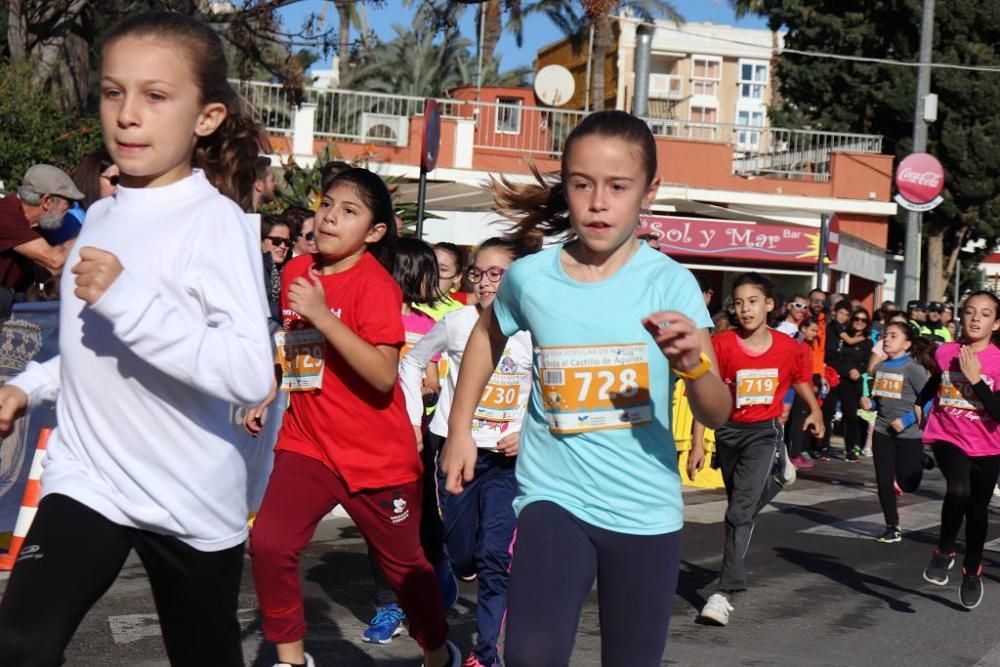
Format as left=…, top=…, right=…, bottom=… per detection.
left=690, top=106, right=717, bottom=123
left=736, top=109, right=765, bottom=149
left=691, top=56, right=721, bottom=97
left=739, top=60, right=768, bottom=101
left=495, top=98, right=522, bottom=134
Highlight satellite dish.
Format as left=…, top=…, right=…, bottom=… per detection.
left=534, top=65, right=575, bottom=107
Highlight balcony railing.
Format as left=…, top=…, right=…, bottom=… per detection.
left=232, top=80, right=883, bottom=182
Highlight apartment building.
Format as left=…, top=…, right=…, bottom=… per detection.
left=536, top=16, right=782, bottom=141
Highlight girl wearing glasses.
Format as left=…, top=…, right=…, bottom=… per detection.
left=399, top=237, right=532, bottom=667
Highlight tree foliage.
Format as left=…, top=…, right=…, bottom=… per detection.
left=0, top=59, right=103, bottom=190
left=762, top=0, right=1000, bottom=296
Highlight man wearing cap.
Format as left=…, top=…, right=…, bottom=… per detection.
left=907, top=300, right=932, bottom=337
left=926, top=301, right=953, bottom=342
left=0, top=165, right=81, bottom=298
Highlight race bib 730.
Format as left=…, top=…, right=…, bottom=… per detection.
left=537, top=343, right=652, bottom=434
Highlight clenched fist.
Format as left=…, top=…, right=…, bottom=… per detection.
left=72, top=247, right=123, bottom=305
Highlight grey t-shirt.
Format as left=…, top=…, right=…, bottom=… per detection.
left=871, top=356, right=930, bottom=437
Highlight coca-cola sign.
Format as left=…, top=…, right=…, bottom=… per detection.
left=894, top=152, right=944, bottom=212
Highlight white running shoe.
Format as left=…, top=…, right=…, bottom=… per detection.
left=699, top=592, right=734, bottom=626
left=273, top=653, right=316, bottom=667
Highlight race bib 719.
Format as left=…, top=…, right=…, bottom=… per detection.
left=735, top=368, right=779, bottom=407
left=537, top=343, right=652, bottom=434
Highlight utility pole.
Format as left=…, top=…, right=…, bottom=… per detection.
left=901, top=0, right=935, bottom=306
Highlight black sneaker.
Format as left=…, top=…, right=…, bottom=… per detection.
left=845, top=451, right=860, bottom=462
left=923, top=548, right=956, bottom=586
left=922, top=452, right=936, bottom=471
left=960, top=565, right=984, bottom=609
left=876, top=525, right=901, bottom=543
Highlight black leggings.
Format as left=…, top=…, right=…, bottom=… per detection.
left=872, top=431, right=925, bottom=527
left=933, top=441, right=1000, bottom=572
left=504, top=501, right=682, bottom=667
left=0, top=494, right=245, bottom=667
left=786, top=395, right=810, bottom=458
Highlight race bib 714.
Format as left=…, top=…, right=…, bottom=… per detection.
left=872, top=371, right=904, bottom=400
left=537, top=343, right=652, bottom=434
left=275, top=329, right=325, bottom=391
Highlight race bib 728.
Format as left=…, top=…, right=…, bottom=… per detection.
left=537, top=343, right=652, bottom=434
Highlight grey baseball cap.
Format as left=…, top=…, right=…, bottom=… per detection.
left=21, top=164, right=85, bottom=201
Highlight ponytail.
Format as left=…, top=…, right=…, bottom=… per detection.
left=492, top=164, right=569, bottom=252
left=194, top=109, right=268, bottom=211
left=908, top=335, right=939, bottom=375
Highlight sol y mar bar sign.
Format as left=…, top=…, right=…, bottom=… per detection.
left=637, top=215, right=824, bottom=265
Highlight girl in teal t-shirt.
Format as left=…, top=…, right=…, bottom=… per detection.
left=441, top=111, right=733, bottom=667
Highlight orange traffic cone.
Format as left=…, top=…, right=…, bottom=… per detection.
left=0, top=428, right=51, bottom=571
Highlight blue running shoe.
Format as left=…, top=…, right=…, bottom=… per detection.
left=362, top=603, right=406, bottom=644
left=436, top=559, right=460, bottom=609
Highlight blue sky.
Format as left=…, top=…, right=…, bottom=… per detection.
left=279, top=0, right=767, bottom=74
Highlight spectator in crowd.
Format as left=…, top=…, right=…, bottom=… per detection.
left=809, top=288, right=829, bottom=380
left=941, top=302, right=954, bottom=326
left=251, top=156, right=276, bottom=212
left=289, top=212, right=316, bottom=258
left=777, top=294, right=809, bottom=337
left=279, top=207, right=313, bottom=258
left=697, top=275, right=714, bottom=309
left=927, top=301, right=953, bottom=342
left=0, top=164, right=82, bottom=310
left=822, top=304, right=873, bottom=461
left=43, top=149, right=120, bottom=246
left=260, top=215, right=292, bottom=326
left=946, top=319, right=958, bottom=340
left=881, top=300, right=898, bottom=315
left=712, top=310, right=732, bottom=333
left=907, top=300, right=932, bottom=336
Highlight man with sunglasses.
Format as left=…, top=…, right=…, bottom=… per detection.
left=926, top=301, right=953, bottom=343
left=776, top=294, right=809, bottom=337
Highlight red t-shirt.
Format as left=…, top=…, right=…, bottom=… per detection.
left=713, top=328, right=812, bottom=423
left=276, top=252, right=421, bottom=492
left=0, top=195, right=42, bottom=290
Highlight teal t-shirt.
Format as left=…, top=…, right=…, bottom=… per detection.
left=492, top=242, right=712, bottom=535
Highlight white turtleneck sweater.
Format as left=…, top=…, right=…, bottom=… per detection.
left=10, top=170, right=273, bottom=551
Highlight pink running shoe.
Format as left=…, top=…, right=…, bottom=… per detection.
left=790, top=455, right=814, bottom=469
left=894, top=480, right=903, bottom=496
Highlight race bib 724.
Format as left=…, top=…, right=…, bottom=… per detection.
left=537, top=343, right=652, bottom=434
left=940, top=371, right=983, bottom=411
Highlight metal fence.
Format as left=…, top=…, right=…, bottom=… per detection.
left=231, top=79, right=883, bottom=181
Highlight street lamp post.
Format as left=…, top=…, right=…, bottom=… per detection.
left=901, top=0, right=936, bottom=305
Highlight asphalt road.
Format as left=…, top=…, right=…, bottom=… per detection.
left=5, top=445, right=1000, bottom=666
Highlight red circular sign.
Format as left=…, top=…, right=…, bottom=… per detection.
left=895, top=152, right=944, bottom=205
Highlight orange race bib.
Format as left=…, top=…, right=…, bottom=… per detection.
left=940, top=371, right=983, bottom=411
left=735, top=368, right=779, bottom=407
left=537, top=343, right=652, bottom=434
left=872, top=371, right=904, bottom=400
left=275, top=329, right=325, bottom=391
left=476, top=373, right=521, bottom=423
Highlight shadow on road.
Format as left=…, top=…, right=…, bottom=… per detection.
left=676, top=559, right=720, bottom=613
left=774, top=547, right=966, bottom=613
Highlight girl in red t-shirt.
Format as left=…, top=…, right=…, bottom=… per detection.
left=693, top=272, right=825, bottom=628
left=246, top=168, right=459, bottom=667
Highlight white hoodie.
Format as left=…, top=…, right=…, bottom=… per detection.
left=10, top=171, right=273, bottom=551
